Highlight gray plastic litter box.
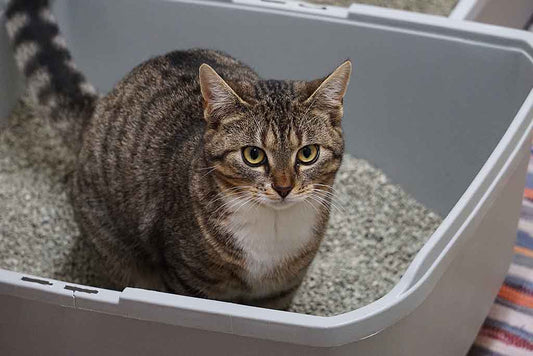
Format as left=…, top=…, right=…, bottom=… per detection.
left=1, top=0, right=533, bottom=355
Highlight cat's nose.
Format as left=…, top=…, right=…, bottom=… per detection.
left=273, top=184, right=293, bottom=199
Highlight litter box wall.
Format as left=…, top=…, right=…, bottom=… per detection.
left=1, top=1, right=533, bottom=355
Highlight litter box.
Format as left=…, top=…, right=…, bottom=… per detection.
left=1, top=0, right=533, bottom=355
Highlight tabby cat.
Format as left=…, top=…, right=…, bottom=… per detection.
left=5, top=0, right=351, bottom=309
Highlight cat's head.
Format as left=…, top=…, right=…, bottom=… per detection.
left=199, top=61, right=351, bottom=210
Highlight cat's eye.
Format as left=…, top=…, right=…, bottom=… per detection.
left=242, top=146, right=267, bottom=167
left=297, top=145, right=319, bottom=165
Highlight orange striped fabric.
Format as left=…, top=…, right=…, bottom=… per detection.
left=524, top=188, right=533, bottom=201
left=514, top=245, right=533, bottom=258
left=498, top=285, right=533, bottom=309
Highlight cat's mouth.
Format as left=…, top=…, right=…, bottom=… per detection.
left=265, top=199, right=297, bottom=210
left=261, top=194, right=308, bottom=210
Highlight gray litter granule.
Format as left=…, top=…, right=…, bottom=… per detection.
left=0, top=101, right=441, bottom=316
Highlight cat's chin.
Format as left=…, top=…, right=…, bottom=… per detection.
left=263, top=199, right=299, bottom=211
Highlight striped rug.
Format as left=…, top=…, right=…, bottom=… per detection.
left=469, top=146, right=533, bottom=355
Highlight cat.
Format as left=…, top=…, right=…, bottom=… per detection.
left=5, top=0, right=351, bottom=309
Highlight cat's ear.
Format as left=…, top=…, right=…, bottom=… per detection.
left=305, top=60, right=352, bottom=107
left=199, top=64, right=248, bottom=121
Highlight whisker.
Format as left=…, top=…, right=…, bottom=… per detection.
left=312, top=190, right=344, bottom=207
left=311, top=189, right=345, bottom=205
left=207, top=191, right=246, bottom=208
left=313, top=183, right=344, bottom=197
left=308, top=194, right=344, bottom=217
left=304, top=198, right=321, bottom=214
left=195, top=165, right=218, bottom=171
left=309, top=192, right=345, bottom=216
left=311, top=185, right=347, bottom=204
left=232, top=196, right=257, bottom=215
left=307, top=194, right=329, bottom=211
left=312, top=194, right=345, bottom=216
left=200, top=166, right=218, bottom=179
left=207, top=188, right=244, bottom=206
left=211, top=193, right=248, bottom=215
left=206, top=186, right=253, bottom=207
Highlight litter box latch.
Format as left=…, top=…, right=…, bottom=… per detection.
left=15, top=274, right=119, bottom=312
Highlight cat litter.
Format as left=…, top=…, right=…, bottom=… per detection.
left=0, top=99, right=441, bottom=316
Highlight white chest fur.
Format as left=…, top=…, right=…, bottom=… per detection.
left=227, top=200, right=318, bottom=286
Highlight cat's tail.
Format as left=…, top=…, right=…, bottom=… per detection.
left=5, top=0, right=97, bottom=145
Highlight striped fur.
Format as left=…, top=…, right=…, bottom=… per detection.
left=5, top=0, right=97, bottom=148
left=6, top=1, right=352, bottom=309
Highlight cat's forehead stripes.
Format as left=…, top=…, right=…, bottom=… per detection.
left=260, top=115, right=302, bottom=154
left=263, top=127, right=277, bottom=149
left=254, top=80, right=294, bottom=97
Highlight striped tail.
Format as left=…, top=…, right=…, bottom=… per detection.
left=4, top=0, right=97, bottom=145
